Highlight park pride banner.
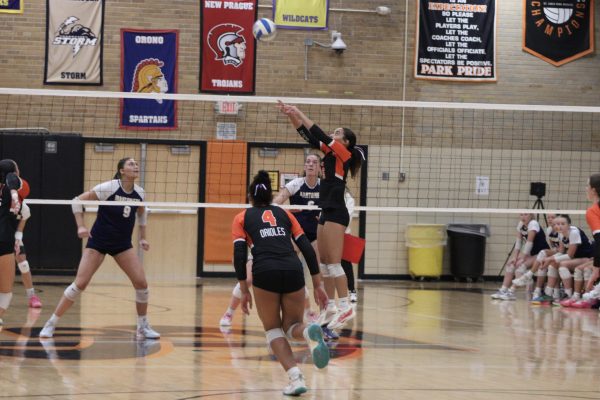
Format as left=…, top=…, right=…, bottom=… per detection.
left=120, top=29, right=178, bottom=130
left=415, top=0, right=496, bottom=81
left=273, top=0, right=328, bottom=30
left=44, top=0, right=104, bottom=85
left=523, top=0, right=594, bottom=66
left=0, top=0, right=23, bottom=13
left=201, top=0, right=257, bottom=94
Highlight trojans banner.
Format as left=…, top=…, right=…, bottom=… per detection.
left=201, top=0, right=257, bottom=94
left=273, top=0, right=328, bottom=30
left=0, top=0, right=23, bottom=13
left=415, top=0, right=496, bottom=81
left=523, top=0, right=594, bottom=66
left=120, top=29, right=178, bottom=130
left=44, top=0, right=104, bottom=85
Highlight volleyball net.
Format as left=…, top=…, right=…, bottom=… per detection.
left=1, top=87, right=598, bottom=277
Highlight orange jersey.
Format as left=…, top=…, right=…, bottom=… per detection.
left=586, top=203, right=600, bottom=234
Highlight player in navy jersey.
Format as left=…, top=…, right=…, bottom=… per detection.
left=0, top=159, right=24, bottom=326
left=232, top=170, right=329, bottom=396
left=278, top=101, right=364, bottom=330
left=219, top=154, right=322, bottom=328
left=39, top=157, right=159, bottom=340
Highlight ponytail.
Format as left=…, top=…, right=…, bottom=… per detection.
left=342, top=128, right=364, bottom=178
left=590, top=173, right=600, bottom=206
left=114, top=157, right=132, bottom=180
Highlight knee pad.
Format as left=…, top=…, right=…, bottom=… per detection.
left=285, top=322, right=301, bottom=340
left=536, top=268, right=547, bottom=277
left=558, top=267, right=572, bottom=280
left=584, top=268, right=593, bottom=281
left=516, top=264, right=527, bottom=276
left=536, top=250, right=547, bottom=262
left=266, top=327, right=285, bottom=344
left=327, top=263, right=345, bottom=278
left=135, top=288, right=149, bottom=303
left=17, top=260, right=30, bottom=274
left=0, top=292, right=12, bottom=310
left=64, top=283, right=82, bottom=301
left=232, top=282, right=242, bottom=299
left=505, top=264, right=515, bottom=274
left=319, top=263, right=330, bottom=277
left=547, top=266, right=558, bottom=278
left=574, top=269, right=584, bottom=281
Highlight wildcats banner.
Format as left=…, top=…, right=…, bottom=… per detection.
left=415, top=0, right=496, bottom=81
left=201, top=0, right=258, bottom=94
left=523, top=0, right=594, bottom=66
left=0, top=0, right=23, bottom=13
left=120, top=29, right=178, bottom=130
left=44, top=0, right=104, bottom=85
left=273, top=0, right=328, bottom=30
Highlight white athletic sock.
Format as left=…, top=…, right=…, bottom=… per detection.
left=565, top=288, right=573, bottom=297
left=226, top=307, right=235, bottom=315
left=544, top=287, right=553, bottom=296
left=137, top=315, right=148, bottom=327
left=339, top=297, right=349, bottom=310
left=533, top=287, right=542, bottom=297
left=572, top=292, right=581, bottom=300
left=48, top=313, right=60, bottom=325
left=26, top=288, right=35, bottom=298
left=553, top=288, right=560, bottom=297
left=525, top=270, right=534, bottom=278
left=501, top=286, right=508, bottom=291
left=287, top=366, right=301, bottom=380
left=327, top=300, right=336, bottom=309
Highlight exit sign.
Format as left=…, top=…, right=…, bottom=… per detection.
left=216, top=101, right=240, bottom=115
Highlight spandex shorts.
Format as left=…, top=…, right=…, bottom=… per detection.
left=318, top=207, right=349, bottom=227
left=86, top=239, right=132, bottom=256
left=252, top=269, right=305, bottom=294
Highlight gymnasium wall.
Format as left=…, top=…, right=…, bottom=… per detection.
left=0, top=1, right=598, bottom=277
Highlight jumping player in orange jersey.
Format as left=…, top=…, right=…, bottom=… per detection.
left=39, top=157, right=159, bottom=340
left=231, top=170, right=329, bottom=396
left=277, top=101, right=364, bottom=330
left=581, top=174, right=600, bottom=301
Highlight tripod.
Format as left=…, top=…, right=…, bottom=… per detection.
left=498, top=196, right=547, bottom=276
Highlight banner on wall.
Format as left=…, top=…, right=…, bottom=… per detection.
left=120, top=29, right=178, bottom=130
left=273, top=0, right=328, bottom=30
left=415, top=0, right=496, bottom=81
left=523, top=0, right=594, bottom=66
left=44, top=0, right=104, bottom=85
left=0, top=0, right=23, bottom=13
left=200, top=0, right=257, bottom=94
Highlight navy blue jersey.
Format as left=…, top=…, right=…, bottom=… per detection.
left=285, top=177, right=320, bottom=238
left=560, top=226, right=593, bottom=258
left=0, top=183, right=18, bottom=243
left=545, top=226, right=561, bottom=250
left=89, top=180, right=144, bottom=247
left=518, top=220, right=549, bottom=255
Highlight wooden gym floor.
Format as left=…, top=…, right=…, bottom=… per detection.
left=1, top=278, right=599, bottom=399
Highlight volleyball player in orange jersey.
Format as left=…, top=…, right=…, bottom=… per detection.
left=232, top=170, right=329, bottom=396
left=581, top=174, right=600, bottom=300
left=0, top=159, right=23, bottom=326
left=277, top=101, right=364, bottom=330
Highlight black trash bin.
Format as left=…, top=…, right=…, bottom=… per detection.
left=447, top=224, right=491, bottom=281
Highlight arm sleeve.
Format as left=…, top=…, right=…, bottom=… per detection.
left=233, top=241, right=248, bottom=280
left=296, top=125, right=321, bottom=148
left=593, top=233, right=600, bottom=267
left=5, top=173, right=20, bottom=191
left=20, top=202, right=31, bottom=221
left=295, top=234, right=319, bottom=275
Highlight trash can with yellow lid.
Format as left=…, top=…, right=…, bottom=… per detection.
left=405, top=224, right=446, bottom=279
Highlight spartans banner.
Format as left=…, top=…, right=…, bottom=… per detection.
left=44, top=0, right=104, bottom=85
left=0, top=0, right=23, bottom=13
left=415, top=0, right=496, bottom=81
left=200, top=0, right=258, bottom=94
left=120, top=30, right=178, bottom=130
left=523, top=0, right=594, bottom=66
left=273, top=0, right=328, bottom=30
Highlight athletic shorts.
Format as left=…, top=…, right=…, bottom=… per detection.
left=318, top=207, right=349, bottom=227
left=252, top=269, right=305, bottom=294
left=86, top=238, right=132, bottom=256
left=0, top=241, right=13, bottom=256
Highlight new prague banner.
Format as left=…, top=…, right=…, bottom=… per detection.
left=0, top=0, right=23, bottom=13
left=120, top=29, right=178, bottom=130
left=523, top=0, right=594, bottom=66
left=44, top=0, right=104, bottom=85
left=201, top=0, right=257, bottom=94
left=415, top=0, right=496, bottom=81
left=273, top=0, right=328, bottom=30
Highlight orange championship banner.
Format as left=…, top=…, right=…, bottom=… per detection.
left=523, top=0, right=594, bottom=66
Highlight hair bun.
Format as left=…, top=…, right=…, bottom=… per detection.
left=256, top=170, right=271, bottom=183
